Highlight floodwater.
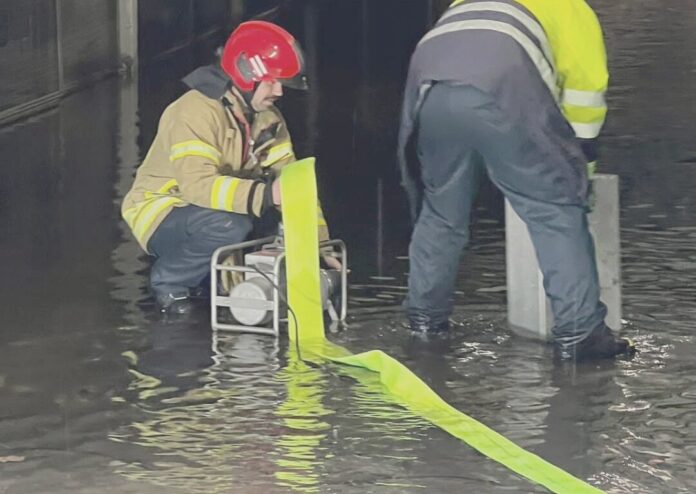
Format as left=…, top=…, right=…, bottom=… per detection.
left=1, top=1, right=695, bottom=493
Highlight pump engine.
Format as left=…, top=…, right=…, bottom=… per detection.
left=210, top=233, right=347, bottom=336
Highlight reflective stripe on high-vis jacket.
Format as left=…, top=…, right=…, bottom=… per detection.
left=280, top=158, right=604, bottom=493
left=260, top=142, right=294, bottom=168
left=562, top=90, right=607, bottom=139
left=210, top=176, right=241, bottom=211
left=445, top=0, right=608, bottom=139
left=157, top=179, right=179, bottom=194
left=169, top=140, right=222, bottom=164
left=420, top=18, right=559, bottom=102
left=123, top=196, right=183, bottom=246
left=441, top=1, right=555, bottom=66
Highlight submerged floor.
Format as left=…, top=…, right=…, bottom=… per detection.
left=1, top=1, right=696, bottom=493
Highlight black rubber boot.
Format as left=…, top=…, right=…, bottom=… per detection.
left=156, top=293, right=195, bottom=315
left=554, top=324, right=636, bottom=362
left=406, top=312, right=450, bottom=334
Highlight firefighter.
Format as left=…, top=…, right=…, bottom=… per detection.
left=397, top=0, right=635, bottom=360
left=122, top=21, right=338, bottom=315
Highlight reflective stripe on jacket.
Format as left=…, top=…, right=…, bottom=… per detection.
left=397, top=0, right=608, bottom=221
left=122, top=72, right=329, bottom=252
left=445, top=0, right=608, bottom=139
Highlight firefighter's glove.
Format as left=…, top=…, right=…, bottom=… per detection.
left=587, top=161, right=597, bottom=179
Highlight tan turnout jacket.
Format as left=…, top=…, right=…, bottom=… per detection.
left=122, top=69, right=329, bottom=252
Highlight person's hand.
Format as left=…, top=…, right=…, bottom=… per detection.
left=323, top=255, right=342, bottom=271
left=587, top=161, right=597, bottom=178
left=272, top=178, right=281, bottom=205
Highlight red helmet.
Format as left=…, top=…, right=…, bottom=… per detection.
left=221, top=21, right=308, bottom=93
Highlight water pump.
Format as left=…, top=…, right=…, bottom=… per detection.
left=210, top=229, right=347, bottom=336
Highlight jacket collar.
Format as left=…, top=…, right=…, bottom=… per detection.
left=182, top=64, right=231, bottom=99
left=182, top=64, right=256, bottom=119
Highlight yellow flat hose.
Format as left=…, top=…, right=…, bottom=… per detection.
left=280, top=159, right=604, bottom=494
left=280, top=157, right=326, bottom=342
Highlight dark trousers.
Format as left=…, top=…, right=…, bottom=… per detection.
left=407, top=83, right=607, bottom=345
left=147, top=205, right=254, bottom=300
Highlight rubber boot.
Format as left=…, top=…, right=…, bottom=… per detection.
left=554, top=324, right=636, bottom=362
left=406, top=312, right=450, bottom=334
left=156, top=293, right=195, bottom=316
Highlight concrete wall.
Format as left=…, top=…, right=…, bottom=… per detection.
left=60, top=0, right=119, bottom=88
left=0, top=0, right=120, bottom=124
left=0, top=0, right=238, bottom=125
left=0, top=1, right=60, bottom=115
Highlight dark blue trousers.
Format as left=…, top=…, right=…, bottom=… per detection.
left=147, top=205, right=254, bottom=300
left=407, top=83, right=607, bottom=345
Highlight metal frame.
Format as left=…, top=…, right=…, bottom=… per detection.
left=210, top=238, right=348, bottom=336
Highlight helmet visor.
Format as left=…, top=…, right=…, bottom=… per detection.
left=279, top=73, right=309, bottom=90
left=278, top=39, right=309, bottom=90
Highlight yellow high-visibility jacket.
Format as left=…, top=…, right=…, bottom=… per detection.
left=398, top=0, right=609, bottom=219
left=122, top=84, right=329, bottom=252
left=449, top=0, right=608, bottom=139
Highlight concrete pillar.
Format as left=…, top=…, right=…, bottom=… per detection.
left=55, top=0, right=65, bottom=91
left=111, top=77, right=144, bottom=320
left=506, top=174, right=622, bottom=341
left=118, top=0, right=138, bottom=74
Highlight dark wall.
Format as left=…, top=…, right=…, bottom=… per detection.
left=60, top=0, right=119, bottom=87
left=195, top=0, right=232, bottom=34
left=139, top=0, right=233, bottom=64
left=270, top=0, right=439, bottom=265
left=0, top=79, right=120, bottom=319
left=0, top=0, right=59, bottom=113
left=274, top=0, right=433, bottom=165
left=0, top=0, right=120, bottom=120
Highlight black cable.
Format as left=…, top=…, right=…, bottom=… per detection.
left=249, top=265, right=304, bottom=362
